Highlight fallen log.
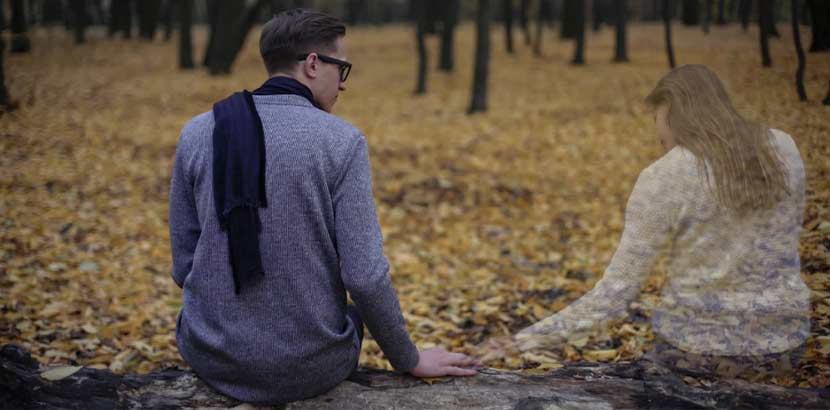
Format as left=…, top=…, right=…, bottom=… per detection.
left=1, top=344, right=828, bottom=409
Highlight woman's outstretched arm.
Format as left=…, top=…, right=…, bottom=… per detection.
left=515, top=163, right=679, bottom=351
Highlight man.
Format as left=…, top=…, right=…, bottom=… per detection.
left=169, top=9, right=478, bottom=405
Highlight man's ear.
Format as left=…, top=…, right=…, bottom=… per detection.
left=302, top=53, right=319, bottom=79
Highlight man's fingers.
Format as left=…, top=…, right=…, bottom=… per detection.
left=452, top=355, right=479, bottom=368
left=442, top=366, right=478, bottom=377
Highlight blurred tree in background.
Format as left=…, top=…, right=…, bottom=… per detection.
left=0, top=0, right=828, bottom=111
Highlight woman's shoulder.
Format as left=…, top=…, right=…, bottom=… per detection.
left=768, top=128, right=800, bottom=155
left=642, top=146, right=697, bottom=181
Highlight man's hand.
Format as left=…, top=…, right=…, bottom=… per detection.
left=409, top=347, right=481, bottom=377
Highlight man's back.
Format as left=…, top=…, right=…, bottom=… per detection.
left=169, top=94, right=418, bottom=403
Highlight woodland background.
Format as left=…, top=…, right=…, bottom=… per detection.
left=1, top=0, right=829, bottom=390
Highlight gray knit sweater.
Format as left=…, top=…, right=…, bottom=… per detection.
left=169, top=94, right=420, bottom=404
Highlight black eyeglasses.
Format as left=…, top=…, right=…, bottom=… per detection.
left=297, top=53, right=352, bottom=82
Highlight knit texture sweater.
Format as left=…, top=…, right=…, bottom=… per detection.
left=169, top=94, right=419, bottom=404
left=517, top=129, right=811, bottom=357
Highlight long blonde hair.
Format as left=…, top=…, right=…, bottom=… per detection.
left=645, top=65, right=789, bottom=213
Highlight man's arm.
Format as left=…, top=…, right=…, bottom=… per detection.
left=333, top=136, right=478, bottom=376
left=169, top=133, right=201, bottom=288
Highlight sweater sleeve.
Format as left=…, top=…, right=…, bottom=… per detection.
left=333, top=137, right=420, bottom=372
left=516, top=164, right=676, bottom=350
left=169, top=133, right=202, bottom=289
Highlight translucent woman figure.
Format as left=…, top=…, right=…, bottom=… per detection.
left=489, top=65, right=811, bottom=381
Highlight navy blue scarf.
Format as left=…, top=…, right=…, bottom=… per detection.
left=212, top=76, right=319, bottom=294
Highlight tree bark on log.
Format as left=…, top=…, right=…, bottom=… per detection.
left=2, top=345, right=828, bottom=410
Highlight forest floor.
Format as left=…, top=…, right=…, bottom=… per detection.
left=1, top=22, right=829, bottom=389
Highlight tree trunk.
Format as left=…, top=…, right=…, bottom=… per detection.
left=203, top=0, right=219, bottom=67
left=0, top=4, right=4, bottom=47
left=533, top=0, right=551, bottom=55
left=663, top=0, right=676, bottom=68
left=808, top=0, right=830, bottom=52
left=116, top=0, right=134, bottom=39
left=681, top=0, right=699, bottom=25
left=43, top=0, right=64, bottom=26
left=768, top=0, right=780, bottom=37
left=90, top=0, right=105, bottom=25
left=642, top=0, right=661, bottom=21
left=70, top=0, right=87, bottom=44
left=138, top=0, right=162, bottom=41
left=206, top=0, right=269, bottom=75
left=4, top=345, right=828, bottom=410
left=561, top=0, right=579, bottom=39
left=759, top=0, right=773, bottom=67
left=503, top=0, right=514, bottom=53
left=520, top=0, right=531, bottom=44
left=469, top=0, right=491, bottom=114
left=179, top=0, right=194, bottom=69
left=10, top=0, right=31, bottom=53
left=438, top=0, right=459, bottom=71
left=593, top=0, right=607, bottom=31
left=739, top=0, right=752, bottom=31
left=346, top=0, right=367, bottom=25
left=572, top=0, right=586, bottom=65
left=0, top=34, right=13, bottom=111
left=162, top=0, right=175, bottom=41
left=414, top=0, right=428, bottom=94
left=613, top=0, right=628, bottom=62
left=703, top=0, right=712, bottom=33
left=716, top=0, right=726, bottom=24
left=108, top=0, right=120, bottom=37
left=27, top=0, right=37, bottom=25
left=792, top=0, right=807, bottom=101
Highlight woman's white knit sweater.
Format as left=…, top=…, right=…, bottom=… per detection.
left=518, top=129, right=811, bottom=356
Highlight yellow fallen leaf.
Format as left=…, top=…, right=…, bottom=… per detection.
left=816, top=336, right=830, bottom=355
left=41, top=366, right=82, bottom=381
left=39, top=302, right=68, bottom=318
left=583, top=349, right=618, bottom=362
left=421, top=377, right=449, bottom=385
left=521, top=352, right=561, bottom=364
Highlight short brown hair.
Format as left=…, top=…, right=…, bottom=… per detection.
left=260, top=9, right=346, bottom=75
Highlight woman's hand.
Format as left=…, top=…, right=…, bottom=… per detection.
left=409, top=347, right=481, bottom=377
left=476, top=336, right=519, bottom=363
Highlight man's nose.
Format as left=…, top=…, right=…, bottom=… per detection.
left=339, top=82, right=346, bottom=91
